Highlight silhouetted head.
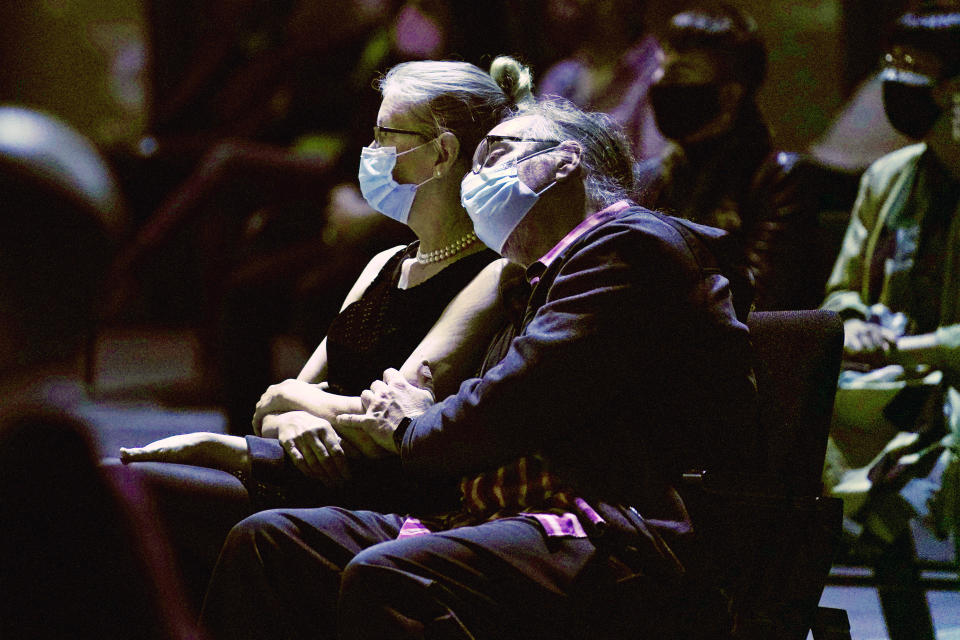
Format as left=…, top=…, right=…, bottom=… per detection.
left=650, top=4, right=766, bottom=143
left=880, top=3, right=960, bottom=139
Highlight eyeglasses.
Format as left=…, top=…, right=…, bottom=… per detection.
left=373, top=124, right=430, bottom=146
left=471, top=135, right=560, bottom=174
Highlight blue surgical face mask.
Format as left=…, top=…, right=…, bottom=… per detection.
left=358, top=141, right=436, bottom=224
left=881, top=67, right=941, bottom=140
left=460, top=155, right=557, bottom=254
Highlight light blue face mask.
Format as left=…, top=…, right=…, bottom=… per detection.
left=460, top=156, right=556, bottom=254
left=358, top=141, right=436, bottom=224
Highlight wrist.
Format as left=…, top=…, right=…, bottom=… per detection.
left=393, top=416, right=412, bottom=453
left=935, top=326, right=960, bottom=351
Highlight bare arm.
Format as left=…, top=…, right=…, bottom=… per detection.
left=398, top=258, right=515, bottom=400
left=122, top=248, right=408, bottom=477
left=335, top=259, right=519, bottom=456
left=890, top=324, right=960, bottom=374
left=254, top=379, right=363, bottom=436
left=257, top=255, right=515, bottom=480
left=120, top=433, right=250, bottom=474
left=256, top=257, right=514, bottom=433
left=254, top=246, right=406, bottom=435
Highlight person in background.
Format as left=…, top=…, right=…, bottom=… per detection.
left=119, top=56, right=532, bottom=610
left=537, top=0, right=666, bottom=163
left=820, top=4, right=960, bottom=639
left=636, top=3, right=820, bottom=310
left=115, top=0, right=464, bottom=432
left=0, top=105, right=200, bottom=639
left=198, top=97, right=758, bottom=640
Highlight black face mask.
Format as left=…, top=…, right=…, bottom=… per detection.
left=882, top=79, right=942, bottom=140
left=649, top=83, right=722, bottom=141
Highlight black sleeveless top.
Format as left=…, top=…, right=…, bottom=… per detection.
left=325, top=243, right=498, bottom=396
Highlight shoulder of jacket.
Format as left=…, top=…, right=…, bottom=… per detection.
left=575, top=208, right=697, bottom=261
left=864, top=143, right=926, bottom=183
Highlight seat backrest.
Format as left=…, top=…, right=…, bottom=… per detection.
left=683, top=309, right=845, bottom=640
left=0, top=105, right=125, bottom=372
left=746, top=309, right=844, bottom=496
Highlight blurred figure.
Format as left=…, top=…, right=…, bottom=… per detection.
left=538, top=0, right=667, bottom=162
left=114, top=0, right=471, bottom=430
left=0, top=105, right=200, bottom=638
left=821, top=3, right=960, bottom=639
left=636, top=3, right=821, bottom=310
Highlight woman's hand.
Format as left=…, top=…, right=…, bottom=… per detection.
left=253, top=379, right=330, bottom=434
left=119, top=432, right=250, bottom=475
left=266, top=411, right=358, bottom=487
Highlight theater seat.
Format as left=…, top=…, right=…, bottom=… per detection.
left=681, top=309, right=849, bottom=639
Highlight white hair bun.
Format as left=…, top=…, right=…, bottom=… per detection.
left=489, top=56, right=534, bottom=106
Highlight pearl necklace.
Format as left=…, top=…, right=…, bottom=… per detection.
left=416, top=231, right=479, bottom=265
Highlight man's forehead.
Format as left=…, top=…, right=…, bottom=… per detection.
left=489, top=115, right=543, bottom=138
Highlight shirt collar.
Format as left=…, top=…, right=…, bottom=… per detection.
left=526, top=200, right=632, bottom=283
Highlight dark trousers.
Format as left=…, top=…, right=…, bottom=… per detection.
left=198, top=507, right=663, bottom=640
left=115, top=453, right=461, bottom=616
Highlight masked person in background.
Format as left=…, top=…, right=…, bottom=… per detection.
left=119, top=56, right=531, bottom=612
left=820, top=4, right=960, bottom=639
left=636, top=3, right=821, bottom=310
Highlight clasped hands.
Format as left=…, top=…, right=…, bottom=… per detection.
left=255, top=368, right=434, bottom=480
left=336, top=364, right=436, bottom=456
left=123, top=365, right=436, bottom=487
left=843, top=318, right=899, bottom=369
left=843, top=318, right=960, bottom=376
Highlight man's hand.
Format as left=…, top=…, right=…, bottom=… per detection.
left=253, top=379, right=328, bottom=435
left=336, top=364, right=435, bottom=455
left=843, top=318, right=897, bottom=368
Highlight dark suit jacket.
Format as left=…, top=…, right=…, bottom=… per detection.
left=399, top=205, right=760, bottom=563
